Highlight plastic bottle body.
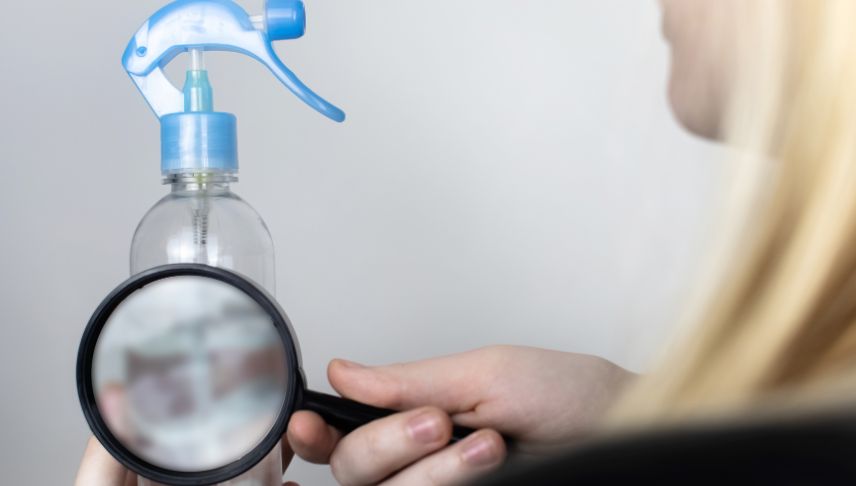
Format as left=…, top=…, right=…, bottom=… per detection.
left=131, top=173, right=282, bottom=486
left=130, top=175, right=275, bottom=289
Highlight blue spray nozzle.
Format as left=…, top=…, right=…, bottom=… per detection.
left=121, top=0, right=345, bottom=122
left=122, top=0, right=344, bottom=175
left=266, top=0, right=306, bottom=41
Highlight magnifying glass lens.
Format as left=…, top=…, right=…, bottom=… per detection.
left=91, top=276, right=289, bottom=472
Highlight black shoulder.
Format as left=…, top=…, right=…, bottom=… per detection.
left=476, top=408, right=856, bottom=485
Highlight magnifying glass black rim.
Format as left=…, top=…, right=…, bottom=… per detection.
left=77, top=264, right=301, bottom=486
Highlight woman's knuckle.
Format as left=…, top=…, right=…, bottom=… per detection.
left=364, top=426, right=386, bottom=458
left=328, top=452, right=346, bottom=484
left=329, top=446, right=364, bottom=486
left=425, top=456, right=453, bottom=485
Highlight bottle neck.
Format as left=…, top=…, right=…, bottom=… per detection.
left=165, top=171, right=237, bottom=194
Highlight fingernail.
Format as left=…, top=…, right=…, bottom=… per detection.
left=336, top=359, right=365, bottom=370
left=461, top=435, right=500, bottom=466
left=407, top=412, right=444, bottom=444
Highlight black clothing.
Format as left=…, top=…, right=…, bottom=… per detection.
left=477, top=408, right=856, bottom=485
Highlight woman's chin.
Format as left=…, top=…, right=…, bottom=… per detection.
left=668, top=80, right=722, bottom=141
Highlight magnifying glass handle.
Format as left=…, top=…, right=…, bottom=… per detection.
left=301, top=389, right=476, bottom=443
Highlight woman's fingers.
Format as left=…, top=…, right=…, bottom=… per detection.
left=382, top=429, right=506, bottom=486
left=75, top=436, right=136, bottom=486
left=329, top=406, right=453, bottom=486
left=287, top=410, right=342, bottom=464
left=281, top=437, right=296, bottom=472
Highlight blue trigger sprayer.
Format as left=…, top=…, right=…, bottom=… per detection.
left=122, top=0, right=344, bottom=122
left=121, top=1, right=344, bottom=485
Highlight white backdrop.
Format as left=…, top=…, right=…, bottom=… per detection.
left=0, top=1, right=723, bottom=484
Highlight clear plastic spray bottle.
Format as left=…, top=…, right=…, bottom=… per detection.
left=121, top=1, right=345, bottom=484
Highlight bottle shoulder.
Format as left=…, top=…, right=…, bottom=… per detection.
left=131, top=189, right=275, bottom=276
left=135, top=190, right=273, bottom=241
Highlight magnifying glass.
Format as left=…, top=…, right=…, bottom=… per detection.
left=77, top=264, right=475, bottom=485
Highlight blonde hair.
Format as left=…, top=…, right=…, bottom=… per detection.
left=610, top=0, right=856, bottom=424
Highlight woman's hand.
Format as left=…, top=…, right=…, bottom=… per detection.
left=74, top=437, right=299, bottom=486
left=75, top=437, right=137, bottom=486
left=287, top=346, right=635, bottom=486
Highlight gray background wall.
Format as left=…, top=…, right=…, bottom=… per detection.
left=0, top=1, right=723, bottom=484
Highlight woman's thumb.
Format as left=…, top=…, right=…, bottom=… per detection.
left=327, top=356, right=483, bottom=414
